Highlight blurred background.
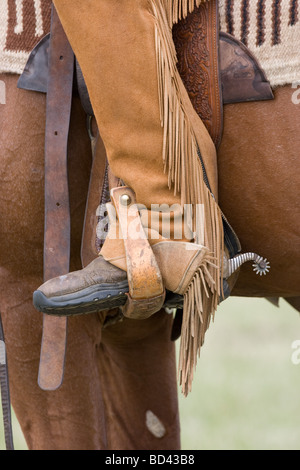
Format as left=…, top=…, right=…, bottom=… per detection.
left=1, top=296, right=299, bottom=450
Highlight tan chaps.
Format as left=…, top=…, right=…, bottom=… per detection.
left=0, top=74, right=180, bottom=450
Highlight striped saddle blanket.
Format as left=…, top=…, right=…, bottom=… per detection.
left=0, top=0, right=300, bottom=87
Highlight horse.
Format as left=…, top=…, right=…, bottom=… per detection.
left=0, top=5, right=299, bottom=450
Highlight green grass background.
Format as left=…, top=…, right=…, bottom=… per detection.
left=1, top=297, right=299, bottom=450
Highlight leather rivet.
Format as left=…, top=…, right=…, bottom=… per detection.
left=120, top=194, right=132, bottom=206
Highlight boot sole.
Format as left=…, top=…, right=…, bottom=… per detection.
left=33, top=281, right=129, bottom=317
left=33, top=282, right=184, bottom=317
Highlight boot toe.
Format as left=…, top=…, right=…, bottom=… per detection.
left=33, top=282, right=129, bottom=316
left=33, top=256, right=129, bottom=316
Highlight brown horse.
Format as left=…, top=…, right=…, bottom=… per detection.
left=1, top=72, right=299, bottom=450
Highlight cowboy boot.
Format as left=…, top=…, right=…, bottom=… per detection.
left=32, top=241, right=209, bottom=317
left=34, top=0, right=226, bottom=394
left=33, top=187, right=215, bottom=319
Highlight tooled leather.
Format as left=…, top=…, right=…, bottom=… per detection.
left=173, top=0, right=223, bottom=148
left=219, top=32, right=274, bottom=104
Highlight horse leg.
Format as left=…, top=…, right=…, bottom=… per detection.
left=99, top=312, right=180, bottom=450
left=285, top=297, right=300, bottom=313
left=0, top=73, right=110, bottom=449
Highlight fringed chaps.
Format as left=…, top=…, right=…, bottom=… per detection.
left=53, top=0, right=224, bottom=395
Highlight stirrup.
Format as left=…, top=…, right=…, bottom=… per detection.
left=110, top=187, right=166, bottom=319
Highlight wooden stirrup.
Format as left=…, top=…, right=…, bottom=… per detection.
left=110, top=187, right=165, bottom=319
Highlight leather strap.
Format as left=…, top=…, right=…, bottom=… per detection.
left=38, top=6, right=74, bottom=391
left=81, top=132, right=108, bottom=267
left=110, top=187, right=165, bottom=319
left=0, top=314, right=14, bottom=450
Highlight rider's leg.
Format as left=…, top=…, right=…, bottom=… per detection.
left=33, top=0, right=224, bottom=394
left=34, top=0, right=222, bottom=295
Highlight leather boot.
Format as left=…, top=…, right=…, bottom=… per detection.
left=33, top=241, right=210, bottom=317
left=34, top=185, right=212, bottom=318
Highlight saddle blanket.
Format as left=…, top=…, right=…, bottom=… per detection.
left=0, top=0, right=299, bottom=87
left=219, top=0, right=300, bottom=86
left=0, top=0, right=51, bottom=74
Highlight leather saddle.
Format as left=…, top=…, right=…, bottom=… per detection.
left=18, top=5, right=274, bottom=149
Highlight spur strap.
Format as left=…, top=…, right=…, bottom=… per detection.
left=38, top=6, right=74, bottom=391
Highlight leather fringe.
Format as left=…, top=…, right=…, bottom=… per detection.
left=179, top=256, right=218, bottom=396
left=151, top=0, right=224, bottom=395
left=162, top=0, right=206, bottom=26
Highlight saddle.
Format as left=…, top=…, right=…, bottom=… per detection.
left=0, top=0, right=274, bottom=450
